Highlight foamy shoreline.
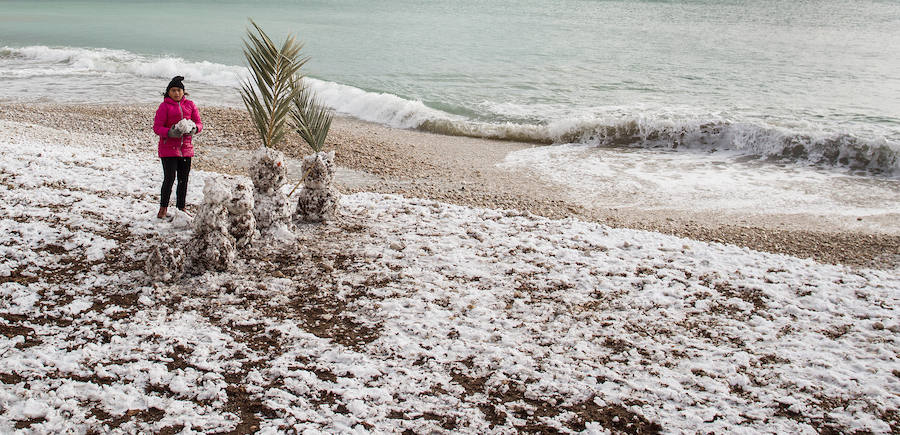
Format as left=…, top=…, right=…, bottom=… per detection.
left=0, top=102, right=897, bottom=269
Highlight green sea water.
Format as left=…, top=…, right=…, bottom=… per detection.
left=1, top=0, right=899, bottom=171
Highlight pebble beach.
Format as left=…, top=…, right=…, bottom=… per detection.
left=2, top=111, right=899, bottom=432
left=1, top=103, right=897, bottom=269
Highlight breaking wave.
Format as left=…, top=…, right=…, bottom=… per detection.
left=2, top=45, right=898, bottom=174
left=422, top=116, right=900, bottom=174
left=303, top=78, right=459, bottom=129
left=0, top=45, right=245, bottom=87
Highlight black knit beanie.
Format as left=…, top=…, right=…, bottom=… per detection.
left=166, top=76, right=185, bottom=94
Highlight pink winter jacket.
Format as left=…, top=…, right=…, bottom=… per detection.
left=153, top=97, right=203, bottom=158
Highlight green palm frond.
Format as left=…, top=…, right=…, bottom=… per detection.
left=290, top=84, right=333, bottom=153
left=240, top=19, right=309, bottom=149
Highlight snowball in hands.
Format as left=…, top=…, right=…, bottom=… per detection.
left=173, top=119, right=197, bottom=136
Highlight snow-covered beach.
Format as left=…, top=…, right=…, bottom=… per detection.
left=4, top=104, right=899, bottom=269
left=1, top=107, right=899, bottom=433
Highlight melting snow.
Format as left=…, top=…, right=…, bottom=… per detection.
left=0, top=119, right=898, bottom=433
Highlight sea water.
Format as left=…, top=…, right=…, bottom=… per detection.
left=1, top=0, right=898, bottom=217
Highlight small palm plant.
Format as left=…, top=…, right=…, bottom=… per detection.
left=290, top=84, right=333, bottom=153
left=287, top=84, right=334, bottom=191
left=240, top=20, right=307, bottom=234
left=239, top=19, right=307, bottom=150
left=290, top=84, right=340, bottom=223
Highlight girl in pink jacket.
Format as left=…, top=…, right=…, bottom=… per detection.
left=153, top=76, right=203, bottom=219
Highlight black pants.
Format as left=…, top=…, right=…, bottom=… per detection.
left=160, top=157, right=191, bottom=209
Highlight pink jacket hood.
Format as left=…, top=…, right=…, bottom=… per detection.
left=153, top=97, right=203, bottom=158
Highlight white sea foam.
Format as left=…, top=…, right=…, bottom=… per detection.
left=1, top=45, right=458, bottom=128
left=427, top=114, right=900, bottom=174
left=1, top=45, right=245, bottom=87
left=541, top=115, right=900, bottom=174
left=304, top=78, right=461, bottom=129
left=500, top=143, right=900, bottom=225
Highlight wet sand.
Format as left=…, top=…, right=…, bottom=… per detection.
left=1, top=102, right=897, bottom=269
